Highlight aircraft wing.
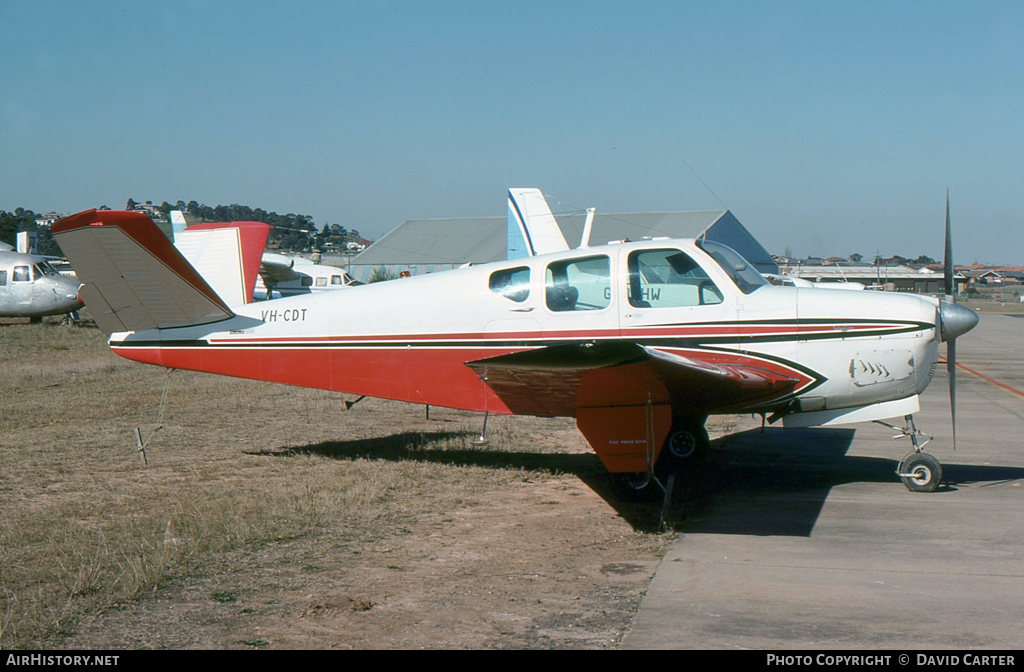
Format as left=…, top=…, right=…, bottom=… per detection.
left=51, top=209, right=234, bottom=333
left=466, top=342, right=799, bottom=417
left=259, top=253, right=302, bottom=283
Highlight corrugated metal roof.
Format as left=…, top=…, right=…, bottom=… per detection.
left=352, top=211, right=730, bottom=267
left=556, top=211, right=727, bottom=248
left=352, top=217, right=508, bottom=266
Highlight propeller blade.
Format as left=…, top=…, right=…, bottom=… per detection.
left=944, top=189, right=954, bottom=300
left=948, top=339, right=957, bottom=451
left=941, top=189, right=971, bottom=452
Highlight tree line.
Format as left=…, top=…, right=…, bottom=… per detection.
left=1, top=201, right=362, bottom=256
left=134, top=199, right=361, bottom=252
left=0, top=208, right=62, bottom=256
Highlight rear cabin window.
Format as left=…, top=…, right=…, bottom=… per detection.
left=489, top=266, right=530, bottom=303
left=301, top=276, right=313, bottom=287
left=315, top=276, right=328, bottom=287
left=627, top=249, right=724, bottom=308
left=545, top=255, right=611, bottom=312
left=0, top=270, right=6, bottom=285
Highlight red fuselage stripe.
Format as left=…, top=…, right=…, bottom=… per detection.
left=205, top=320, right=926, bottom=345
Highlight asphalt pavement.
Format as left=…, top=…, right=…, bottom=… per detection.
left=623, top=313, right=1024, bottom=650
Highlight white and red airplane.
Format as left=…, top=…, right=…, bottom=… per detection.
left=51, top=191, right=978, bottom=494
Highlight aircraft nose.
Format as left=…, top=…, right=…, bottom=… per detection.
left=62, top=281, right=85, bottom=308
left=939, top=301, right=979, bottom=342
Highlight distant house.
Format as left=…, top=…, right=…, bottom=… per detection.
left=34, top=212, right=63, bottom=228
left=964, top=270, right=1004, bottom=285
left=129, top=203, right=167, bottom=220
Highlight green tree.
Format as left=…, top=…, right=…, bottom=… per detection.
left=368, top=265, right=397, bottom=283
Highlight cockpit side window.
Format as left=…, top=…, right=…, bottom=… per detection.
left=546, top=255, right=610, bottom=312
left=489, top=266, right=530, bottom=303
left=12, top=265, right=30, bottom=282
left=627, top=249, right=723, bottom=307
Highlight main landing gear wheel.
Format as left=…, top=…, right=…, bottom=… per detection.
left=899, top=452, right=943, bottom=493
left=617, top=472, right=654, bottom=496
left=656, top=418, right=710, bottom=478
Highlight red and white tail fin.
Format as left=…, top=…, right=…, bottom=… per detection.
left=173, top=221, right=270, bottom=307
left=52, top=210, right=238, bottom=334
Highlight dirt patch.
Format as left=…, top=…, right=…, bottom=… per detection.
left=1, top=317, right=711, bottom=649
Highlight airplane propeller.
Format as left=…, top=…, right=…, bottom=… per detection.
left=937, top=191, right=980, bottom=449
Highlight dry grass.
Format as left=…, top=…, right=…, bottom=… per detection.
left=0, top=316, right=668, bottom=649
left=960, top=284, right=1024, bottom=314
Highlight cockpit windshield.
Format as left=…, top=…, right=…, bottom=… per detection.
left=695, top=241, right=768, bottom=295
left=34, top=262, right=59, bottom=278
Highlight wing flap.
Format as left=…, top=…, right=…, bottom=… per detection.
left=466, top=342, right=648, bottom=416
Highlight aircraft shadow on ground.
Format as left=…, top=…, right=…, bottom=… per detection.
left=676, top=426, right=866, bottom=537
left=252, top=426, right=1024, bottom=535
left=671, top=427, right=1024, bottom=537
left=246, top=429, right=608, bottom=477
left=249, top=431, right=669, bottom=530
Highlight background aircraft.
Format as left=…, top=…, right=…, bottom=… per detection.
left=0, top=246, right=83, bottom=322
left=255, top=253, right=358, bottom=299
left=51, top=193, right=976, bottom=496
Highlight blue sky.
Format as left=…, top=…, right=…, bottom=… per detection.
left=2, top=1, right=1022, bottom=263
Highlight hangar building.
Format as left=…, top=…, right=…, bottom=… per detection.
left=347, top=208, right=776, bottom=282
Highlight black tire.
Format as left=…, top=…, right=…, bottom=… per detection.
left=656, top=419, right=710, bottom=477
left=900, top=452, right=943, bottom=493
left=613, top=472, right=659, bottom=502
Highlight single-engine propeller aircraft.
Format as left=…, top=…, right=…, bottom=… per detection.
left=52, top=190, right=978, bottom=493
left=0, top=246, right=84, bottom=322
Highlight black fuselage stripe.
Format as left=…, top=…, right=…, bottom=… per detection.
left=116, top=326, right=929, bottom=350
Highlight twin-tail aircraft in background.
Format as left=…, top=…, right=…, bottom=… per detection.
left=0, top=242, right=84, bottom=322
left=52, top=189, right=978, bottom=494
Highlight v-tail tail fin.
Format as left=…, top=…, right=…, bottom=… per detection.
left=52, top=209, right=237, bottom=334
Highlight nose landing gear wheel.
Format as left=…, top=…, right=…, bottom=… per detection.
left=899, top=452, right=943, bottom=493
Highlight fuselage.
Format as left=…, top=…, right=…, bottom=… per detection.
left=255, top=254, right=356, bottom=299
left=0, top=251, right=83, bottom=318
left=107, top=238, right=943, bottom=422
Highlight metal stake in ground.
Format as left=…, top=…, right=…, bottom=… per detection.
left=133, top=368, right=174, bottom=465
